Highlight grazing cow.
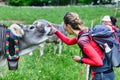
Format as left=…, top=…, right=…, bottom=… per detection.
left=0, top=23, right=51, bottom=69
left=29, top=19, right=67, bottom=56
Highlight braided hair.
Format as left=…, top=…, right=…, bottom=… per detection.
left=63, top=12, right=83, bottom=30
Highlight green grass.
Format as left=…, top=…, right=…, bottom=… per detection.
left=0, top=5, right=120, bottom=80
left=0, top=6, right=120, bottom=26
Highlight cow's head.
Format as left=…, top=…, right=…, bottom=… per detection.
left=9, top=23, right=51, bottom=55
left=33, top=19, right=55, bottom=35
left=0, top=23, right=51, bottom=67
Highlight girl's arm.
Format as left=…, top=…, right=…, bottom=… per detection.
left=81, top=43, right=103, bottom=66
left=48, top=23, right=77, bottom=45
left=76, top=36, right=103, bottom=66
left=55, top=31, right=77, bottom=45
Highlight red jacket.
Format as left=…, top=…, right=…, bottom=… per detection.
left=55, top=29, right=103, bottom=66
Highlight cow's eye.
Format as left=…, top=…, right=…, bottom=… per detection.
left=30, top=26, right=35, bottom=29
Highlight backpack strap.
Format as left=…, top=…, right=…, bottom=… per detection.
left=88, top=35, right=92, bottom=40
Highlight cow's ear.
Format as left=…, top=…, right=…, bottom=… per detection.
left=9, top=24, right=24, bottom=37
left=33, top=21, right=41, bottom=26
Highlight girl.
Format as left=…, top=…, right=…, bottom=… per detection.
left=48, top=12, right=114, bottom=80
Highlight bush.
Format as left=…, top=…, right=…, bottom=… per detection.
left=50, top=0, right=69, bottom=6
left=8, top=0, right=52, bottom=6
left=8, top=0, right=93, bottom=6
left=78, top=0, right=92, bottom=4
left=8, top=0, right=33, bottom=6
left=31, top=0, right=49, bottom=6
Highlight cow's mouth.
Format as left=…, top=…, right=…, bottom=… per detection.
left=47, top=28, right=54, bottom=36
left=44, top=25, right=53, bottom=36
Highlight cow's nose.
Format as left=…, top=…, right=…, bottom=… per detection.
left=37, top=25, right=45, bottom=33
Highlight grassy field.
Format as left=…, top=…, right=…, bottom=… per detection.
left=0, top=5, right=120, bottom=80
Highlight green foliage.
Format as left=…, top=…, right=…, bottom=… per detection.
left=31, top=0, right=49, bottom=6
left=8, top=0, right=33, bottom=6
left=78, top=0, right=92, bottom=4
left=8, top=0, right=93, bottom=6
left=7, top=0, right=70, bottom=6
left=50, top=0, right=70, bottom=5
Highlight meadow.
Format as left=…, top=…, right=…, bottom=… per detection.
left=0, top=5, right=120, bottom=80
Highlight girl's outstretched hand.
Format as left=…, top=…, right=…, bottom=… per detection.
left=47, top=22, right=57, bottom=33
left=73, top=56, right=81, bottom=62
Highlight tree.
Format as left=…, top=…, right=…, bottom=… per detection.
left=93, top=0, right=98, bottom=5
left=69, top=0, right=78, bottom=5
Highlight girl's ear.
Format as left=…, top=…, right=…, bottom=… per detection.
left=9, top=24, right=24, bottom=37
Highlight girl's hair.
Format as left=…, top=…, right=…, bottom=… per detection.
left=110, top=16, right=117, bottom=26
left=63, top=12, right=83, bottom=30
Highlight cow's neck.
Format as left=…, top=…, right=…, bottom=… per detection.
left=19, top=45, right=37, bottom=55
left=18, top=39, right=37, bottom=55
left=19, top=39, right=28, bottom=50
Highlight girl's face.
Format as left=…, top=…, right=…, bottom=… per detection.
left=102, top=21, right=112, bottom=26
left=102, top=21, right=113, bottom=31
left=64, top=23, right=74, bottom=34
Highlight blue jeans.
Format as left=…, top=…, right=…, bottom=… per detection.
left=93, top=70, right=114, bottom=80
